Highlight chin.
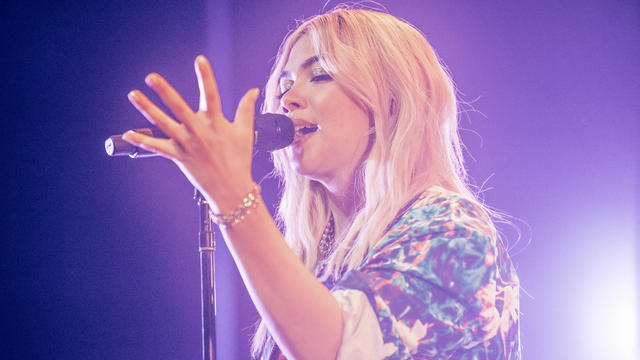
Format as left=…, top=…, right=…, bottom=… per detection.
left=292, top=162, right=316, bottom=179
left=287, top=148, right=334, bottom=183
left=291, top=161, right=328, bottom=184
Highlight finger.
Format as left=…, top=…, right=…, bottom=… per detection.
left=234, top=88, right=260, bottom=133
left=195, top=55, right=223, bottom=118
left=145, top=73, right=198, bottom=133
left=127, top=90, right=187, bottom=143
left=122, top=130, right=180, bottom=160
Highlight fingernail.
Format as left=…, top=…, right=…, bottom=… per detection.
left=127, top=91, right=138, bottom=101
left=196, top=55, right=206, bottom=65
left=123, top=129, right=138, bottom=140
left=145, top=74, right=158, bottom=86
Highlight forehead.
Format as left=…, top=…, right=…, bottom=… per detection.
left=281, top=34, right=316, bottom=75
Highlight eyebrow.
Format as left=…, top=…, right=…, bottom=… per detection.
left=279, top=56, right=319, bottom=79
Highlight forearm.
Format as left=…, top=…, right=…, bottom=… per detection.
left=120, top=56, right=343, bottom=358
left=219, top=198, right=343, bottom=360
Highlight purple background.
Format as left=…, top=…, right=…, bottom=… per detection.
left=3, top=0, right=637, bottom=359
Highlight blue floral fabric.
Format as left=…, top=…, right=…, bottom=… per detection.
left=333, top=187, right=520, bottom=359
left=262, top=186, right=520, bottom=359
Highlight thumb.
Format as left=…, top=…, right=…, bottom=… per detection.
left=234, top=88, right=260, bottom=133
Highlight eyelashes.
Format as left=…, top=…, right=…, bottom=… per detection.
left=277, top=74, right=333, bottom=99
left=311, top=74, right=332, bottom=82
left=277, top=82, right=292, bottom=100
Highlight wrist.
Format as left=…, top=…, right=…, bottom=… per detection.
left=202, top=176, right=254, bottom=211
left=209, top=182, right=261, bottom=228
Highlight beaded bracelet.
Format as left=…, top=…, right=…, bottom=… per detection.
left=209, top=183, right=261, bottom=228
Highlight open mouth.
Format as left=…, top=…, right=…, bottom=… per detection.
left=293, top=124, right=319, bottom=143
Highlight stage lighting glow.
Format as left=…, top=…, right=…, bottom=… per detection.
left=574, top=217, right=637, bottom=360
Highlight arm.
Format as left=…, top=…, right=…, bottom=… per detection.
left=122, top=56, right=342, bottom=360
left=222, top=199, right=343, bottom=360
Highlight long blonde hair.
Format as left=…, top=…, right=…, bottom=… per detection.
left=253, top=6, right=483, bottom=356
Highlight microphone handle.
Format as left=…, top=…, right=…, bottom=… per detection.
left=105, top=128, right=163, bottom=158
left=105, top=113, right=294, bottom=158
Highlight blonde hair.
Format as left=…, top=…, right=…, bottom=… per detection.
left=253, top=6, right=485, bottom=356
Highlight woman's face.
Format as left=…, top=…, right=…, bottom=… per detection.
left=278, top=34, right=371, bottom=192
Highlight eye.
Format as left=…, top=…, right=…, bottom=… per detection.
left=310, top=67, right=332, bottom=82
left=278, top=79, right=293, bottom=99
left=311, top=74, right=332, bottom=82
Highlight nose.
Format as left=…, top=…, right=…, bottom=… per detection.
left=280, top=85, right=306, bottom=114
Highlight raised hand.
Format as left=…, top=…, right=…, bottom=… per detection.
left=123, top=56, right=343, bottom=360
left=122, top=56, right=259, bottom=214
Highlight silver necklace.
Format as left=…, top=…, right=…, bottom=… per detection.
left=318, top=213, right=336, bottom=262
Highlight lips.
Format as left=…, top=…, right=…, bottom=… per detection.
left=295, top=124, right=318, bottom=134
left=291, top=119, right=319, bottom=144
left=293, top=127, right=317, bottom=144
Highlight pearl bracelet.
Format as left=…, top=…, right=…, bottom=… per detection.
left=209, top=183, right=261, bottom=228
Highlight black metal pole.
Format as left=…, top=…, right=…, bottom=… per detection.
left=195, top=189, right=216, bottom=360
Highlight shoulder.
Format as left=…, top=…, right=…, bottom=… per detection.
left=361, top=186, right=499, bottom=302
left=374, top=186, right=496, bottom=253
left=339, top=187, right=520, bottom=358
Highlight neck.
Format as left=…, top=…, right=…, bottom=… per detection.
left=323, top=178, right=361, bottom=238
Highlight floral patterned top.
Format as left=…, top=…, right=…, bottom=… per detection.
left=262, top=186, right=520, bottom=359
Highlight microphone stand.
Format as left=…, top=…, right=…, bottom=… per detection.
left=105, top=115, right=294, bottom=360
left=194, top=189, right=216, bottom=360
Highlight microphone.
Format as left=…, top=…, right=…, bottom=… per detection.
left=105, top=113, right=294, bottom=158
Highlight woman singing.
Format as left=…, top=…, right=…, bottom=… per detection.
left=122, top=6, right=520, bottom=360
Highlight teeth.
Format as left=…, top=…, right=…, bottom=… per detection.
left=295, top=124, right=319, bottom=135
left=292, top=124, right=319, bottom=142
left=294, top=124, right=318, bottom=131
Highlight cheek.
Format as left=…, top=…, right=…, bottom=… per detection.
left=339, top=106, right=370, bottom=139
left=313, top=91, right=368, bottom=130
left=330, top=113, right=371, bottom=160
left=309, top=85, right=370, bottom=152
